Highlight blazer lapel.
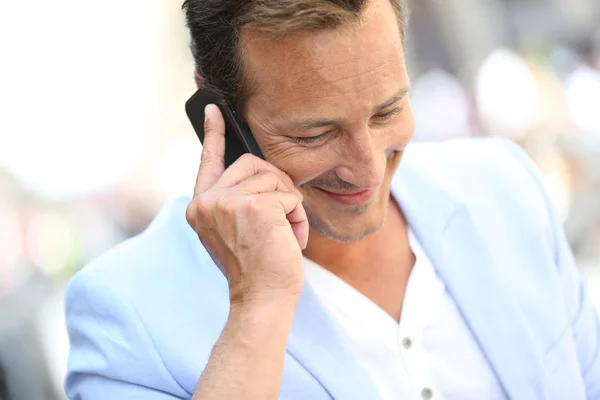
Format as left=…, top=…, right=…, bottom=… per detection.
left=286, top=283, right=382, bottom=399
left=393, top=150, right=547, bottom=400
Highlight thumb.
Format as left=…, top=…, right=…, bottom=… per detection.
left=194, top=104, right=227, bottom=194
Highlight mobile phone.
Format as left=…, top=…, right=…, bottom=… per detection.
left=185, top=88, right=264, bottom=168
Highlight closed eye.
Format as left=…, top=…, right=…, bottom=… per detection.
left=294, top=130, right=334, bottom=145
left=373, top=107, right=402, bottom=122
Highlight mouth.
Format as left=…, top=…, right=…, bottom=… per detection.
left=315, top=187, right=376, bottom=206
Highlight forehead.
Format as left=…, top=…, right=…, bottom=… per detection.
left=240, top=0, right=407, bottom=120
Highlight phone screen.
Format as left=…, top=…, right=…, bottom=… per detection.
left=185, top=89, right=264, bottom=167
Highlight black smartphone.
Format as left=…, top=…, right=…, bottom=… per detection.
left=185, top=88, right=264, bottom=168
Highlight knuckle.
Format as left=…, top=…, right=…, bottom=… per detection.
left=195, top=195, right=213, bottom=218
left=185, top=203, right=197, bottom=228
left=238, top=153, right=258, bottom=167
left=262, top=171, right=279, bottom=184
left=216, top=194, right=236, bottom=215
left=186, top=195, right=214, bottom=229
left=200, top=148, right=211, bottom=163
left=245, top=195, right=265, bottom=215
left=201, top=148, right=224, bottom=166
left=229, top=153, right=255, bottom=170
left=203, top=118, right=214, bottom=134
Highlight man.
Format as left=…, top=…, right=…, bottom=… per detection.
left=65, top=0, right=600, bottom=399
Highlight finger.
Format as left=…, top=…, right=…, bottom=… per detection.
left=235, top=172, right=291, bottom=195
left=194, top=104, right=226, bottom=194
left=256, top=192, right=309, bottom=250
left=287, top=200, right=309, bottom=250
left=219, top=154, right=300, bottom=197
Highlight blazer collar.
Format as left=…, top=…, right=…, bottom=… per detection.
left=391, top=146, right=547, bottom=399
left=287, top=282, right=382, bottom=399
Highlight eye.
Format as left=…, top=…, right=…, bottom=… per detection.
left=294, top=131, right=333, bottom=145
left=373, top=107, right=402, bottom=122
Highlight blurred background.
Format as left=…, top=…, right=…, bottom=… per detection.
left=0, top=0, right=599, bottom=398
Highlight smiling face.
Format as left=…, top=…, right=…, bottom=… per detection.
left=241, top=0, right=415, bottom=243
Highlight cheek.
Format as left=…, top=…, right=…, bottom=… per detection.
left=263, top=144, right=338, bottom=186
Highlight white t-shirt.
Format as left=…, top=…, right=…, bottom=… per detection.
left=304, top=228, right=507, bottom=400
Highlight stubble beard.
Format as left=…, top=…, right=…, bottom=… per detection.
left=304, top=196, right=390, bottom=244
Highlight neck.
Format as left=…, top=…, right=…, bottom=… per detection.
left=302, top=198, right=414, bottom=321
left=303, top=197, right=408, bottom=269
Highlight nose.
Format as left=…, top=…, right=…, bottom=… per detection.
left=335, top=127, right=387, bottom=190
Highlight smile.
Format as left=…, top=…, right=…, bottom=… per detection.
left=315, top=188, right=376, bottom=206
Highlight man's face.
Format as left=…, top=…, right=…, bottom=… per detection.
left=242, top=0, right=415, bottom=243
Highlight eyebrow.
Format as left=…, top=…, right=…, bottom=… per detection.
left=293, top=87, right=410, bottom=131
left=373, top=87, right=410, bottom=113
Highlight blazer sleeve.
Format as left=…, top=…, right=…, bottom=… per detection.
left=64, top=268, right=191, bottom=400
left=502, top=137, right=600, bottom=399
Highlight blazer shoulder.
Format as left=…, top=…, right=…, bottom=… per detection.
left=406, top=137, right=549, bottom=207
left=407, top=136, right=538, bottom=184
left=401, top=137, right=557, bottom=257
left=66, top=195, right=229, bottom=328
left=65, top=196, right=229, bottom=396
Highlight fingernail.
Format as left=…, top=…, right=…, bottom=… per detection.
left=204, top=104, right=216, bottom=123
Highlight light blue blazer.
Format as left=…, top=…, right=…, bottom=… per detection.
left=65, top=137, right=600, bottom=399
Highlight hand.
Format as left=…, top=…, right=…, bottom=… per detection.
left=186, top=104, right=309, bottom=307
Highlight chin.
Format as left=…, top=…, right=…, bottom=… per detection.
left=306, top=197, right=389, bottom=243
left=319, top=221, right=385, bottom=243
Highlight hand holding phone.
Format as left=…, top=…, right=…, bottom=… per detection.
left=185, top=95, right=309, bottom=307
left=186, top=89, right=264, bottom=167
left=185, top=99, right=308, bottom=400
